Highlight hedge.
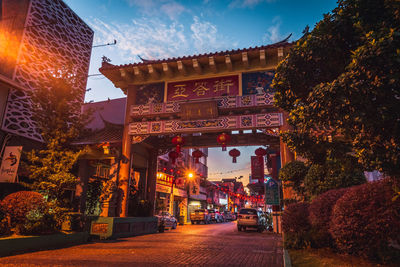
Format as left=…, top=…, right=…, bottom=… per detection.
left=282, top=202, right=311, bottom=249
left=308, top=188, right=348, bottom=248
left=330, top=179, right=400, bottom=263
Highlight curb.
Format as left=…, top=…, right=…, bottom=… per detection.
left=283, top=249, right=292, bottom=267
left=0, top=232, right=89, bottom=257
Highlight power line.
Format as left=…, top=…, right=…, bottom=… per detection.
left=209, top=168, right=248, bottom=175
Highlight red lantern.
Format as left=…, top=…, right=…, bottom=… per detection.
left=168, top=151, right=179, bottom=165
left=192, top=149, right=204, bottom=164
left=229, top=148, right=240, bottom=163
left=217, top=132, right=231, bottom=151
left=255, top=147, right=267, bottom=158
left=172, top=135, right=185, bottom=154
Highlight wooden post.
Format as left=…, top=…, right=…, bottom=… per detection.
left=74, top=159, right=89, bottom=214
left=118, top=86, right=136, bottom=217
left=279, top=111, right=296, bottom=204
left=147, top=148, right=158, bottom=216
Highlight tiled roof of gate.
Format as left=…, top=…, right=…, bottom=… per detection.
left=100, top=42, right=292, bottom=70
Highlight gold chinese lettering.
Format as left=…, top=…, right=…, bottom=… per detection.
left=172, top=84, right=189, bottom=98
left=193, top=82, right=210, bottom=96
left=214, top=79, right=234, bottom=94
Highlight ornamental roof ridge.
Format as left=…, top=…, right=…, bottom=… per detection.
left=100, top=41, right=292, bottom=71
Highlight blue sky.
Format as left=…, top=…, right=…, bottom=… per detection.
left=65, top=0, right=337, bottom=103
left=64, top=0, right=338, bottom=183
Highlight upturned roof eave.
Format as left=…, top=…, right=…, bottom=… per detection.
left=99, top=42, right=293, bottom=71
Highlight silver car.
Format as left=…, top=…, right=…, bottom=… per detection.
left=237, top=208, right=266, bottom=232
left=156, top=211, right=177, bottom=231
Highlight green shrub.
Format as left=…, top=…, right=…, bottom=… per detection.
left=330, top=179, right=400, bottom=263
left=282, top=202, right=311, bottom=249
left=0, top=205, right=10, bottom=237
left=15, top=208, right=57, bottom=235
left=279, top=161, right=308, bottom=198
left=304, top=161, right=365, bottom=197
left=1, top=191, right=47, bottom=227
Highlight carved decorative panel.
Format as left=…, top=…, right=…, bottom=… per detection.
left=131, top=93, right=275, bottom=117
left=129, top=113, right=283, bottom=135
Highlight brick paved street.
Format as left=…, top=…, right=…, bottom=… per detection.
left=0, top=221, right=283, bottom=266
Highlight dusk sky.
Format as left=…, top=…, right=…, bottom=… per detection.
left=64, top=0, right=338, bottom=183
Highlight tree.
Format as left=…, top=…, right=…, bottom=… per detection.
left=279, top=161, right=308, bottom=199
left=273, top=0, right=400, bottom=177
left=24, top=71, right=89, bottom=215
left=304, top=161, right=365, bottom=197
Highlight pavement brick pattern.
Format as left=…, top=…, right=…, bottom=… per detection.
left=0, top=222, right=283, bottom=267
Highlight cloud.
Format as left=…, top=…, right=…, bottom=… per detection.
left=125, top=0, right=185, bottom=20
left=263, top=16, right=282, bottom=43
left=90, top=18, right=188, bottom=61
left=190, top=16, right=222, bottom=53
left=229, top=0, right=276, bottom=8
left=89, top=16, right=234, bottom=62
left=161, top=2, right=185, bottom=20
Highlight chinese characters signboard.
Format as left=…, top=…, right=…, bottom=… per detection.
left=180, top=101, right=218, bottom=120
left=156, top=172, right=173, bottom=186
left=167, top=75, right=239, bottom=101
left=251, top=156, right=264, bottom=183
left=0, top=146, right=22, bottom=183
left=265, top=178, right=280, bottom=205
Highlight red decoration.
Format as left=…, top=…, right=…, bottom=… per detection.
left=217, top=132, right=231, bottom=151
left=168, top=151, right=179, bottom=165
left=255, top=147, right=267, bottom=158
left=229, top=148, right=240, bottom=163
left=172, top=136, right=185, bottom=154
left=192, top=149, right=204, bottom=164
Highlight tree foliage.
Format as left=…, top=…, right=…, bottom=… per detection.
left=279, top=161, right=308, bottom=198
left=24, top=72, right=89, bottom=210
left=304, top=160, right=366, bottom=197
left=273, top=0, right=400, bottom=177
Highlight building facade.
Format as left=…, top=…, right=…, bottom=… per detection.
left=0, top=0, right=93, bottom=156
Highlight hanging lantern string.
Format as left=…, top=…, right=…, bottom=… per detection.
left=208, top=183, right=263, bottom=202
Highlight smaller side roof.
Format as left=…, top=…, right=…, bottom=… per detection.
left=82, top=97, right=126, bottom=131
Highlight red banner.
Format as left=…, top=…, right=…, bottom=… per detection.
left=167, top=75, right=239, bottom=101
left=251, top=156, right=264, bottom=183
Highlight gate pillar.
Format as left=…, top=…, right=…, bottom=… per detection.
left=146, top=148, right=158, bottom=216
left=279, top=111, right=296, bottom=202
left=118, top=85, right=136, bottom=217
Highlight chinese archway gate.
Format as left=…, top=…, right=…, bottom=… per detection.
left=100, top=41, right=295, bottom=218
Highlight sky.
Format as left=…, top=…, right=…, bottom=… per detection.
left=64, top=0, right=338, bottom=184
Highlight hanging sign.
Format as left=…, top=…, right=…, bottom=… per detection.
left=265, top=178, right=280, bottom=205
left=0, top=146, right=22, bottom=183
left=251, top=156, right=264, bottom=183
left=167, top=75, right=239, bottom=101
left=189, top=177, right=200, bottom=196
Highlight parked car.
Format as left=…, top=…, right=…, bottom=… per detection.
left=237, top=208, right=266, bottom=232
left=208, top=209, right=223, bottom=223
left=190, top=209, right=211, bottom=224
left=155, top=211, right=177, bottom=232
left=222, top=211, right=235, bottom=221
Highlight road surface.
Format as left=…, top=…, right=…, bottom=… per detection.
left=0, top=221, right=283, bottom=266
